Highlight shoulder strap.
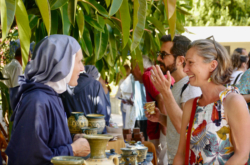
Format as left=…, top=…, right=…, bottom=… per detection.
left=233, top=73, right=243, bottom=86
left=180, top=81, right=190, bottom=97
left=185, top=97, right=199, bottom=164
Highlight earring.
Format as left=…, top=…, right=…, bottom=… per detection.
left=208, top=77, right=211, bottom=82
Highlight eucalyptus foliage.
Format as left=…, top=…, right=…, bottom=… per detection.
left=186, top=0, right=250, bottom=26
left=1, top=0, right=192, bottom=84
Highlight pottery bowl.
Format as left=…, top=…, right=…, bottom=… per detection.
left=51, top=156, right=84, bottom=165
left=86, top=114, right=105, bottom=134
left=81, top=127, right=98, bottom=135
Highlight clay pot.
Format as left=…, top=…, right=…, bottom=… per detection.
left=68, top=112, right=88, bottom=134
left=86, top=114, right=105, bottom=134
left=82, top=134, right=119, bottom=165
left=81, top=127, right=98, bottom=135
left=51, top=156, right=85, bottom=165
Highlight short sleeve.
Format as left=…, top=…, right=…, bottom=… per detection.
left=143, top=71, right=160, bottom=99
left=181, top=85, right=202, bottom=104
left=236, top=69, right=250, bottom=95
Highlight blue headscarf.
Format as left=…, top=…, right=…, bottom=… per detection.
left=21, top=35, right=81, bottom=93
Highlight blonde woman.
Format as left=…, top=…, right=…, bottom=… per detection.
left=170, top=39, right=250, bottom=164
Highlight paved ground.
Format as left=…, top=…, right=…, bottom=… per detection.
left=111, top=113, right=123, bottom=127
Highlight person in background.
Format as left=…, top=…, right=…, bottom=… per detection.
left=85, top=65, right=112, bottom=105
left=248, top=52, right=250, bottom=68
left=115, top=64, right=131, bottom=128
left=173, top=39, right=250, bottom=164
left=236, top=69, right=250, bottom=108
left=60, top=65, right=111, bottom=133
left=6, top=35, right=90, bottom=164
left=233, top=47, right=248, bottom=56
left=230, top=52, right=248, bottom=85
left=131, top=62, right=147, bottom=140
left=2, top=48, right=22, bottom=88
left=146, top=35, right=201, bottom=165
left=131, top=56, right=174, bottom=163
left=235, top=52, right=250, bottom=107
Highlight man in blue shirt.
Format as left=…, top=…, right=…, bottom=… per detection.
left=131, top=75, right=148, bottom=140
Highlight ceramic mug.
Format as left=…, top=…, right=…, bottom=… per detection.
left=144, top=101, right=155, bottom=114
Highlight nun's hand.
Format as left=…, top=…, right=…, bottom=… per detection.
left=71, top=138, right=90, bottom=157
left=73, top=133, right=85, bottom=142
left=150, top=65, right=172, bottom=93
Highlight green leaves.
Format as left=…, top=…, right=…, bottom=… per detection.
left=50, top=0, right=68, bottom=10
left=163, top=0, right=177, bottom=40
left=16, top=0, right=31, bottom=69
left=107, top=24, right=117, bottom=61
left=147, top=17, right=166, bottom=35
left=119, top=0, right=130, bottom=48
left=1, top=0, right=8, bottom=40
left=2, top=0, right=186, bottom=84
left=94, top=26, right=109, bottom=60
left=76, top=7, right=85, bottom=37
left=3, top=0, right=16, bottom=40
left=80, top=28, right=93, bottom=56
left=29, top=14, right=39, bottom=30
left=85, top=15, right=103, bottom=32
left=36, top=0, right=51, bottom=35
left=60, top=3, right=71, bottom=35
left=51, top=10, right=58, bottom=34
left=131, top=0, right=147, bottom=51
left=135, top=47, right=144, bottom=74
left=80, top=0, right=109, bottom=18
left=109, top=0, right=123, bottom=16
left=68, top=0, right=77, bottom=25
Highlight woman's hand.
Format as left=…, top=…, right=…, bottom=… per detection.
left=145, top=107, right=161, bottom=123
left=150, top=65, right=172, bottom=94
left=71, top=138, right=90, bottom=157
left=73, top=133, right=85, bottom=142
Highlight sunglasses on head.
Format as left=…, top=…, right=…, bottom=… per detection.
left=206, top=35, right=219, bottom=60
left=156, top=51, right=175, bottom=59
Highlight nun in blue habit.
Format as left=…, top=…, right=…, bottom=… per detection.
left=6, top=35, right=89, bottom=165
left=60, top=65, right=111, bottom=133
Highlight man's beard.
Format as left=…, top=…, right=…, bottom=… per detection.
left=157, top=60, right=177, bottom=74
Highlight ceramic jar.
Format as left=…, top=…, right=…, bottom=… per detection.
left=68, top=112, right=88, bottom=134
left=86, top=114, right=105, bottom=134
left=51, top=156, right=84, bottom=165
left=81, top=127, right=98, bottom=135
left=120, top=148, right=137, bottom=156
left=120, top=151, right=138, bottom=165
left=136, top=146, right=148, bottom=163
left=82, top=134, right=119, bottom=165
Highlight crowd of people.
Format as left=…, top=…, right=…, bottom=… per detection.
left=1, top=34, right=250, bottom=165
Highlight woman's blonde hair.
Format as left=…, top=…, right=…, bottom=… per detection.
left=189, top=39, right=233, bottom=85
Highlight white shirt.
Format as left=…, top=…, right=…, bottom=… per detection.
left=2, top=59, right=22, bottom=88
left=166, top=76, right=202, bottom=164
left=230, top=70, right=244, bottom=85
